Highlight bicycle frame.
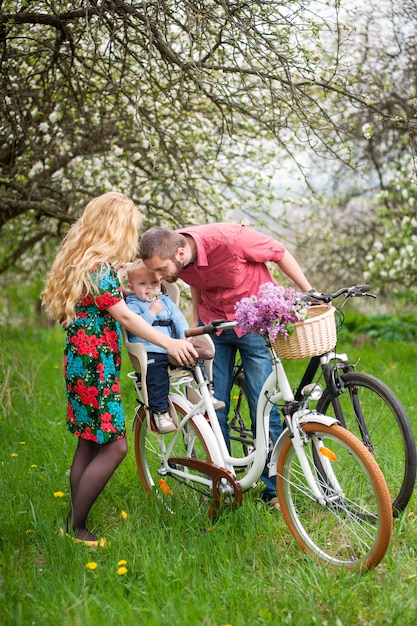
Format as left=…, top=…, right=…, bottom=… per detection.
left=133, top=301, right=368, bottom=501
left=258, top=344, right=339, bottom=493
left=294, top=351, right=348, bottom=400
left=130, top=291, right=395, bottom=569
left=153, top=338, right=339, bottom=500
left=291, top=349, right=378, bottom=446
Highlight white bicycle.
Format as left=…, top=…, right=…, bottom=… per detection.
left=124, top=317, right=393, bottom=570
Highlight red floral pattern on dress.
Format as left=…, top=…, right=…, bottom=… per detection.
left=64, top=265, right=126, bottom=444
left=101, top=327, right=119, bottom=352
left=96, top=291, right=122, bottom=309
left=73, top=379, right=99, bottom=408
left=71, top=329, right=100, bottom=359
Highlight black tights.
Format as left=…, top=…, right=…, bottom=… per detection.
left=66, top=437, right=127, bottom=541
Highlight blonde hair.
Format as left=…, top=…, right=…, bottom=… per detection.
left=41, top=192, right=142, bottom=324
left=126, top=259, right=157, bottom=283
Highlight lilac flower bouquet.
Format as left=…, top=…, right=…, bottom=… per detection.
left=234, top=282, right=309, bottom=342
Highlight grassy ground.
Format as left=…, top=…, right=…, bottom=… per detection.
left=0, top=326, right=416, bottom=625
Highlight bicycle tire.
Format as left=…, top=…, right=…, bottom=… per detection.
left=317, top=371, right=417, bottom=515
left=134, top=404, right=220, bottom=509
left=229, top=371, right=254, bottom=458
left=276, top=422, right=392, bottom=570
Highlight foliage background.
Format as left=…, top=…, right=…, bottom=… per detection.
left=1, top=0, right=417, bottom=319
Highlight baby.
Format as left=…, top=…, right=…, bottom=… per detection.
left=125, top=260, right=223, bottom=433
left=125, top=260, right=189, bottom=433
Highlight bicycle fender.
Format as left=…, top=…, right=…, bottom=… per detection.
left=168, top=393, right=194, bottom=415
left=268, top=413, right=339, bottom=477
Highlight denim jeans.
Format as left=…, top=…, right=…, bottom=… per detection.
left=212, top=329, right=283, bottom=500
left=146, top=352, right=170, bottom=413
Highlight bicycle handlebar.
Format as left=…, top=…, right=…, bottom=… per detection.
left=184, top=285, right=376, bottom=338
left=306, top=284, right=377, bottom=304
left=185, top=319, right=237, bottom=337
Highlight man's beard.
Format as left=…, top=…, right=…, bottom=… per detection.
left=164, top=258, right=184, bottom=283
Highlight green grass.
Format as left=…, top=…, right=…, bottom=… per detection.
left=0, top=326, right=416, bottom=625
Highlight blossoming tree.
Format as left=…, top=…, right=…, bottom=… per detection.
left=0, top=0, right=416, bottom=308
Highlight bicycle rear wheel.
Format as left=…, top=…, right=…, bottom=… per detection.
left=134, top=404, right=219, bottom=511
left=317, top=371, right=416, bottom=515
left=276, top=423, right=392, bottom=570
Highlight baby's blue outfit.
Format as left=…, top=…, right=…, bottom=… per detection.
left=125, top=293, right=189, bottom=412
left=125, top=293, right=189, bottom=348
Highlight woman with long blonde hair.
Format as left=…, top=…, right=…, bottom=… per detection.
left=42, top=192, right=197, bottom=547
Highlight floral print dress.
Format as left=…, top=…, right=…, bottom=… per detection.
left=64, top=265, right=126, bottom=444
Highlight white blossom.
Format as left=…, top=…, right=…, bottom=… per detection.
left=362, top=123, right=374, bottom=139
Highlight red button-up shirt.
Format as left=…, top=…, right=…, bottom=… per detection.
left=177, top=223, right=285, bottom=336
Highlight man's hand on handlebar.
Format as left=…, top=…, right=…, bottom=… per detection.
left=303, top=285, right=377, bottom=305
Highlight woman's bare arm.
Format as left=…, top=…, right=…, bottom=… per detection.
left=108, top=299, right=198, bottom=364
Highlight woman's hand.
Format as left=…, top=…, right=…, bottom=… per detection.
left=166, top=338, right=198, bottom=365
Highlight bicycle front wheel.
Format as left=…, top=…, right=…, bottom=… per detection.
left=317, top=371, right=416, bottom=515
left=134, top=404, right=217, bottom=511
left=276, top=423, right=392, bottom=570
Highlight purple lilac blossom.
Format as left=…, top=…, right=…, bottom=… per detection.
left=234, top=283, right=308, bottom=342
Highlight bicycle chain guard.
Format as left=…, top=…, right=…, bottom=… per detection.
left=168, top=457, right=243, bottom=517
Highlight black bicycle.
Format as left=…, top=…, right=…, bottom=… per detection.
left=229, top=285, right=417, bottom=516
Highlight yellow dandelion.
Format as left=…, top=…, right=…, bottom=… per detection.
left=31, top=464, right=37, bottom=468
left=11, top=453, right=18, bottom=457
left=391, top=364, right=397, bottom=369
left=117, top=566, right=128, bottom=575
left=118, top=559, right=127, bottom=566
left=53, top=491, right=65, bottom=497
left=20, top=441, right=26, bottom=445
left=121, top=510, right=128, bottom=519
left=26, top=529, right=34, bottom=534
left=86, top=562, right=97, bottom=570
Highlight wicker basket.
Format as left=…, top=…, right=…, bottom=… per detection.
left=272, top=305, right=337, bottom=360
